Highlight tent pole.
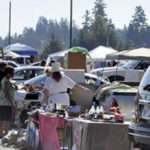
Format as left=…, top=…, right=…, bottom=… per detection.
left=69, top=0, right=73, bottom=48
left=8, top=1, right=11, bottom=45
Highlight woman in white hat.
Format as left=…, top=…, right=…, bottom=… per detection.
left=44, top=62, right=90, bottom=106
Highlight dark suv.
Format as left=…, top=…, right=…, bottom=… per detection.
left=128, top=66, right=150, bottom=150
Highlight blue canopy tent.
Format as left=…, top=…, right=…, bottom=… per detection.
left=4, top=43, right=38, bottom=56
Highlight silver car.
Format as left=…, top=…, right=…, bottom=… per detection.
left=13, top=66, right=45, bottom=84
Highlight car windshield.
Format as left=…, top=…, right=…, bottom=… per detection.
left=122, top=60, right=140, bottom=69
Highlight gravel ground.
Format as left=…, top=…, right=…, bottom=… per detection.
left=0, top=138, right=141, bottom=150
left=0, top=145, right=141, bottom=150
left=0, top=146, right=16, bottom=150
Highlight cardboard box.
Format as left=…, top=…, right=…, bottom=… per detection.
left=67, top=52, right=86, bottom=71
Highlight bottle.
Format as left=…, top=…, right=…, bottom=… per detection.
left=89, top=102, right=96, bottom=115
left=43, top=103, right=47, bottom=111
left=49, top=101, right=54, bottom=112
left=96, top=106, right=101, bottom=114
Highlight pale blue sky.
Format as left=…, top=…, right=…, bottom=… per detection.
left=0, top=0, right=150, bottom=38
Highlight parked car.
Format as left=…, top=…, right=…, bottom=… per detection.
left=90, top=60, right=150, bottom=83
left=13, top=66, right=45, bottom=84
left=0, top=60, right=20, bottom=68
left=94, top=82, right=137, bottom=120
left=18, top=73, right=109, bottom=90
left=12, top=55, right=31, bottom=66
left=128, top=66, right=150, bottom=150
left=30, top=62, right=41, bottom=66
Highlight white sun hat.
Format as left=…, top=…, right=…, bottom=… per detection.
left=51, top=62, right=63, bottom=72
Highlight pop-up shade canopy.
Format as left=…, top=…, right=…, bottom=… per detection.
left=106, top=47, right=150, bottom=61
left=89, top=46, right=117, bottom=61
left=1, top=49, right=20, bottom=57
left=48, top=49, right=70, bottom=58
left=4, top=43, right=38, bottom=56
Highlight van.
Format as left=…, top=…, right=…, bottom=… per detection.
left=128, top=66, right=150, bottom=150
left=12, top=56, right=31, bottom=66
left=90, top=60, right=150, bottom=84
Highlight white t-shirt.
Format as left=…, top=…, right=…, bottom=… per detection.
left=44, top=74, right=76, bottom=106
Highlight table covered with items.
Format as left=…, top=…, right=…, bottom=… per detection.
left=71, top=118, right=130, bottom=150
left=12, top=81, right=135, bottom=150
left=31, top=101, right=132, bottom=150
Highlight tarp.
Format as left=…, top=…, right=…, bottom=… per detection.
left=89, top=46, right=117, bottom=61
left=106, top=47, right=150, bottom=61
left=4, top=43, right=38, bottom=55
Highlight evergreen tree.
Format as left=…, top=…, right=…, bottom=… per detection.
left=41, top=34, right=63, bottom=59
left=91, top=15, right=107, bottom=46
left=59, top=18, right=69, bottom=48
left=127, top=6, right=148, bottom=48
left=106, top=19, right=118, bottom=48
left=82, top=10, right=92, bottom=33
left=93, top=0, right=106, bottom=18
left=36, top=16, right=48, bottom=39
left=0, top=37, right=3, bottom=47
left=77, top=30, right=96, bottom=50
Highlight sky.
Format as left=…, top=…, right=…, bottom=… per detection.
left=1, top=0, right=150, bottom=38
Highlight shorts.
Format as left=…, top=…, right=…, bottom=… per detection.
left=0, top=106, right=12, bottom=121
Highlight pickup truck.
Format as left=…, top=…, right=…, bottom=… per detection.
left=90, top=60, right=150, bottom=83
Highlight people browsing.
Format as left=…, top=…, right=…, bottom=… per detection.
left=45, top=66, right=52, bottom=77
left=0, top=62, right=7, bottom=82
left=0, top=66, right=17, bottom=137
left=44, top=62, right=90, bottom=107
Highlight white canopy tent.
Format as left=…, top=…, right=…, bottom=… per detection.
left=106, top=47, right=150, bottom=61
left=89, top=46, right=117, bottom=61
left=48, top=49, right=70, bottom=58
left=1, top=49, right=20, bottom=57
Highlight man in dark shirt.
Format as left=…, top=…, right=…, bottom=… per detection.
left=0, top=62, right=7, bottom=81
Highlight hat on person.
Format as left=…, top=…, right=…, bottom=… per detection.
left=50, top=62, right=63, bottom=72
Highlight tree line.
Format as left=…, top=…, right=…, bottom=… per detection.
left=0, top=0, right=150, bottom=59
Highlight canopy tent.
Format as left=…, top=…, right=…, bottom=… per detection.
left=48, top=49, right=70, bottom=58
left=0, top=49, right=20, bottom=57
left=106, top=47, right=150, bottom=61
left=4, top=43, right=38, bottom=56
left=89, top=46, right=117, bottom=61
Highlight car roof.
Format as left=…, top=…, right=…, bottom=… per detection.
left=13, top=55, right=30, bottom=58
left=0, top=60, right=19, bottom=65
left=85, top=73, right=98, bottom=79
left=30, top=62, right=41, bottom=66
left=15, top=66, right=45, bottom=71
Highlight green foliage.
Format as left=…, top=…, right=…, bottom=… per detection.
left=127, top=6, right=148, bottom=48
left=93, top=0, right=106, bottom=18
left=1, top=17, right=78, bottom=51
left=82, top=10, right=92, bottom=33
left=91, top=15, right=107, bottom=45
left=2, top=1, right=150, bottom=54
left=76, top=0, right=118, bottom=50
left=36, top=16, right=48, bottom=39
left=41, top=34, right=63, bottom=59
